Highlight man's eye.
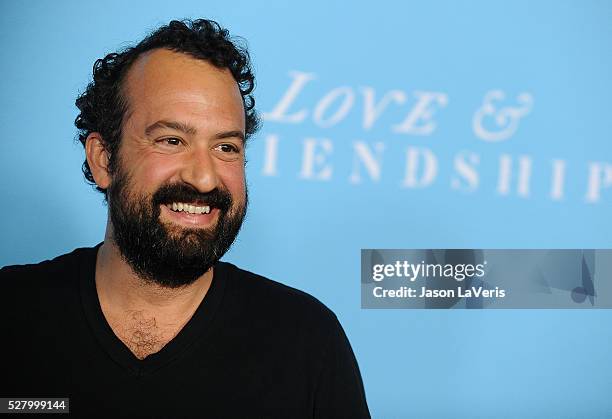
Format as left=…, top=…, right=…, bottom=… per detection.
left=155, top=137, right=182, bottom=147
left=216, top=144, right=239, bottom=153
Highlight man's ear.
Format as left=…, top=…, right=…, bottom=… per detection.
left=85, top=133, right=112, bottom=190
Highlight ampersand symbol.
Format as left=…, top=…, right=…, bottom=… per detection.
left=472, top=90, right=533, bottom=142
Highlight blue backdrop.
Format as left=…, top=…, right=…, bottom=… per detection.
left=1, top=1, right=611, bottom=417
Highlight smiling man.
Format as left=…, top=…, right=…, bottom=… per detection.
left=0, top=19, right=370, bottom=418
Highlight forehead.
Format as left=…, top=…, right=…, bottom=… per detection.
left=122, top=48, right=245, bottom=129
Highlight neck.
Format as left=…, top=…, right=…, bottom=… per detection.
left=95, top=229, right=213, bottom=320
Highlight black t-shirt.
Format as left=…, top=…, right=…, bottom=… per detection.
left=0, top=244, right=370, bottom=418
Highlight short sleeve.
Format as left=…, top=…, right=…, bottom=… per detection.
left=313, top=315, right=371, bottom=418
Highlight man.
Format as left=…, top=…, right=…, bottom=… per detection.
left=0, top=19, right=370, bottom=418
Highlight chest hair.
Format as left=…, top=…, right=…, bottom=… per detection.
left=111, top=310, right=183, bottom=360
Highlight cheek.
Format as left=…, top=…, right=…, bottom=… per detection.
left=128, top=154, right=181, bottom=190
left=218, top=162, right=246, bottom=200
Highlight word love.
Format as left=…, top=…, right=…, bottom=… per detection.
left=263, top=70, right=533, bottom=142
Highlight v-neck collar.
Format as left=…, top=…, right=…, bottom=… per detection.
left=78, top=242, right=227, bottom=376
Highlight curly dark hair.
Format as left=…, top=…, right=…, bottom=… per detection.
left=74, top=19, right=259, bottom=198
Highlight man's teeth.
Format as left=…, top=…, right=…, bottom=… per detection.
left=170, top=202, right=211, bottom=214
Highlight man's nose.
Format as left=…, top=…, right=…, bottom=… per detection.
left=179, top=147, right=220, bottom=193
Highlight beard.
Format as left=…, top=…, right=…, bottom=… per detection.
left=107, top=167, right=247, bottom=288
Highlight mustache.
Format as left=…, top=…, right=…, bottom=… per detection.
left=152, top=183, right=232, bottom=212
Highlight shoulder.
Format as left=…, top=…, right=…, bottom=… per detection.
left=217, top=261, right=341, bottom=331
left=1, top=247, right=89, bottom=286
left=0, top=246, right=97, bottom=309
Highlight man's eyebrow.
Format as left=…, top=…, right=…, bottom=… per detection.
left=215, top=130, right=245, bottom=142
left=145, top=120, right=198, bottom=136
left=144, top=120, right=245, bottom=142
